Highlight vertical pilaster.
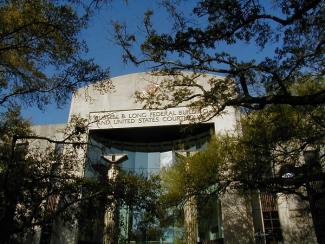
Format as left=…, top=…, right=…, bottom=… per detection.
left=184, top=196, right=198, bottom=244
left=102, top=154, right=128, bottom=244
left=176, top=151, right=198, bottom=244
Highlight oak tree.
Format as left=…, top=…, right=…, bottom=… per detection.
left=0, top=0, right=110, bottom=110
left=115, top=0, right=324, bottom=118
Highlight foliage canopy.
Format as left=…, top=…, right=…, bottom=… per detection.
left=0, top=1, right=159, bottom=243
left=115, top=0, right=324, bottom=118
left=0, top=0, right=110, bottom=110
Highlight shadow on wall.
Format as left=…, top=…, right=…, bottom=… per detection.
left=50, top=217, right=78, bottom=244
left=221, top=189, right=255, bottom=244
left=278, top=195, right=317, bottom=244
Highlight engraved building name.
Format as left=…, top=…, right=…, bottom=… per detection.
left=89, top=107, right=209, bottom=129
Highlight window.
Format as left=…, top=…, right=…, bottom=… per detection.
left=260, top=193, right=283, bottom=243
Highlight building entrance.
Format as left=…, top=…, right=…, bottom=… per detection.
left=78, top=123, right=223, bottom=243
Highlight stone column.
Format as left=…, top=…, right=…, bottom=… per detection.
left=102, top=154, right=128, bottom=244
left=176, top=151, right=198, bottom=244
left=184, top=196, right=198, bottom=244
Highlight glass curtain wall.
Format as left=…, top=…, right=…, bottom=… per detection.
left=78, top=125, right=223, bottom=243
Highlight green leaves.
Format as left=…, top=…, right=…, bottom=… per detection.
left=160, top=135, right=236, bottom=206
left=116, top=0, right=325, bottom=111
left=160, top=90, right=324, bottom=203
left=0, top=0, right=110, bottom=109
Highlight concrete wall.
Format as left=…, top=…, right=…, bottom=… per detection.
left=31, top=124, right=66, bottom=149
left=30, top=124, right=80, bottom=244
left=69, top=72, right=238, bottom=134
left=278, top=194, right=317, bottom=243
left=221, top=190, right=255, bottom=244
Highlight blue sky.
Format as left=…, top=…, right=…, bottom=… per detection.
left=22, top=1, right=164, bottom=124
left=21, top=1, right=277, bottom=125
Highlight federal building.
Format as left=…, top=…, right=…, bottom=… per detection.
left=32, top=73, right=317, bottom=243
